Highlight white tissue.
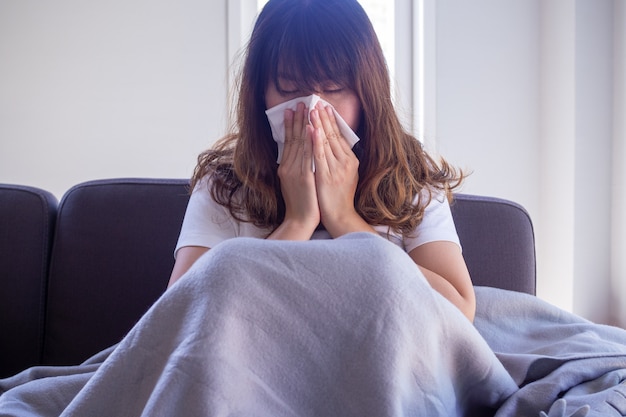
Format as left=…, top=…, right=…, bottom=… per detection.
left=265, top=94, right=360, bottom=171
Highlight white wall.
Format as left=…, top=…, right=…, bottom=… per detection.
left=0, top=0, right=228, bottom=198
left=537, top=0, right=577, bottom=314
left=434, top=0, right=541, bottom=215
left=612, top=0, right=626, bottom=325
left=1, top=0, right=623, bottom=326
left=431, top=0, right=623, bottom=326
left=570, top=0, right=614, bottom=325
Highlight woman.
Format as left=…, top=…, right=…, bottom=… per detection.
left=3, top=4, right=526, bottom=415
left=168, top=0, right=475, bottom=321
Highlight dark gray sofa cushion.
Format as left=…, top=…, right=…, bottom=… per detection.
left=42, top=179, right=189, bottom=366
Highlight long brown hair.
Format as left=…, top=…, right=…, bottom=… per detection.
left=193, top=0, right=464, bottom=235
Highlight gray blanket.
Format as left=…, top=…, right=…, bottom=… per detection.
left=475, top=286, right=626, bottom=417
left=1, top=233, right=625, bottom=416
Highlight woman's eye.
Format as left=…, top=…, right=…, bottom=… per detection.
left=276, top=78, right=300, bottom=95
left=277, top=85, right=300, bottom=95
left=322, top=84, right=345, bottom=94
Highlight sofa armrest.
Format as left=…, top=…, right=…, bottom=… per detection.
left=0, top=184, right=57, bottom=377
left=451, top=194, right=536, bottom=295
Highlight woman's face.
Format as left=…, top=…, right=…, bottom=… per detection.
left=265, top=77, right=362, bottom=131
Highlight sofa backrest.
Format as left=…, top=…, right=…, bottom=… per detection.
left=42, top=179, right=189, bottom=366
left=0, top=178, right=537, bottom=371
left=0, top=184, right=57, bottom=378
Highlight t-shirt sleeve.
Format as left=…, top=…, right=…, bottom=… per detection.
left=173, top=181, right=238, bottom=258
left=403, top=191, right=461, bottom=253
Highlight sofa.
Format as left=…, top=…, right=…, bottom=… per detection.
left=0, top=178, right=536, bottom=379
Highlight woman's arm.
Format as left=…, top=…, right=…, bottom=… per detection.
left=167, top=246, right=209, bottom=288
left=408, top=241, right=476, bottom=322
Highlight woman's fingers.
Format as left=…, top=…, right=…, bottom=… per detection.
left=310, top=104, right=353, bottom=172
left=282, top=108, right=295, bottom=162
left=292, top=102, right=306, bottom=144
left=282, top=103, right=309, bottom=170
left=318, top=104, right=351, bottom=154
left=302, top=125, right=315, bottom=173
left=319, top=105, right=341, bottom=156
left=311, top=124, right=330, bottom=174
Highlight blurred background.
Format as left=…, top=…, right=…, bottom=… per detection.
left=1, top=0, right=624, bottom=327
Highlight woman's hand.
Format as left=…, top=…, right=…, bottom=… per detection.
left=270, top=103, right=320, bottom=240
left=309, top=102, right=376, bottom=237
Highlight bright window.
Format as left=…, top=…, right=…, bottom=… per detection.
left=255, top=0, right=395, bottom=80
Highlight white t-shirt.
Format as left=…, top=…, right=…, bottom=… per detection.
left=174, top=179, right=461, bottom=257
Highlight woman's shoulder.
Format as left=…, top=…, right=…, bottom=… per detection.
left=403, top=186, right=459, bottom=252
